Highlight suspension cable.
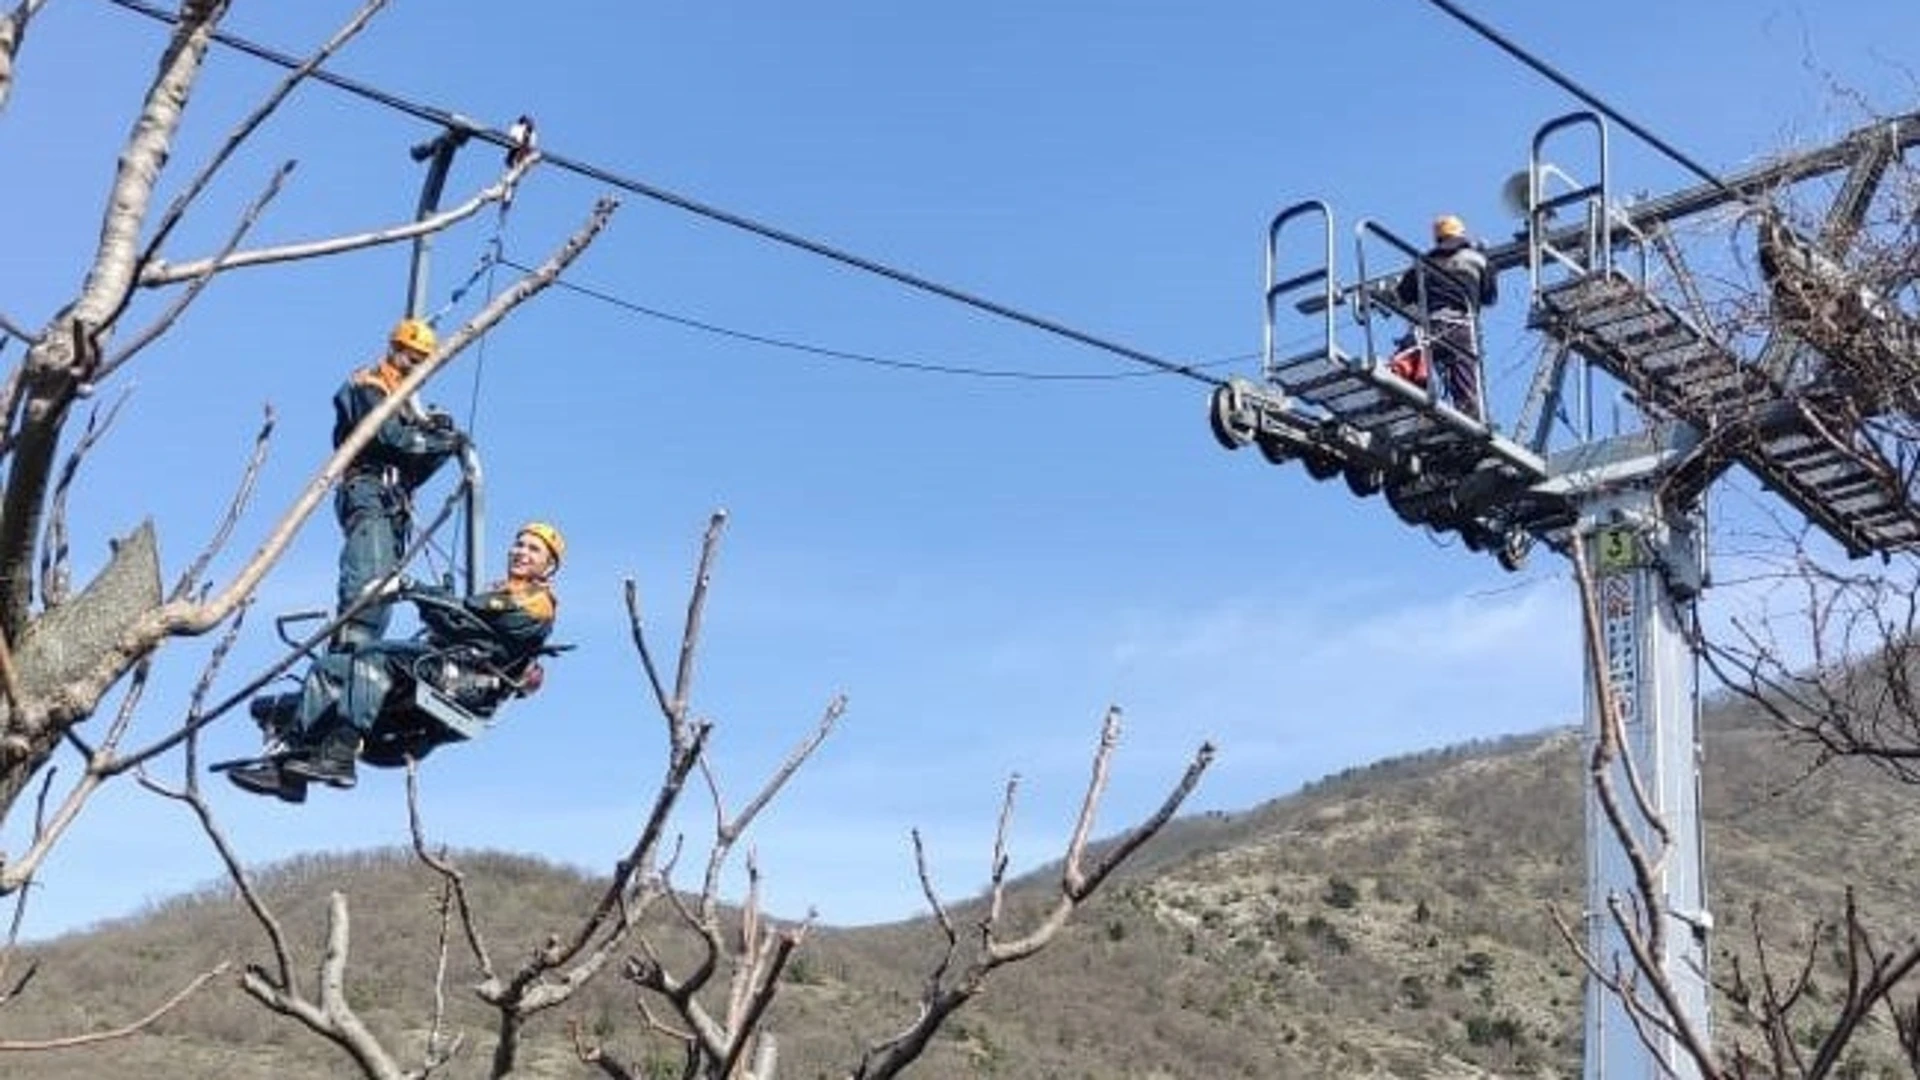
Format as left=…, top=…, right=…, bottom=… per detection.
left=105, top=0, right=1223, bottom=386
left=1414, top=0, right=1734, bottom=196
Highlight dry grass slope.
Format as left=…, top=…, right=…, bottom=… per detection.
left=4, top=696, right=1916, bottom=1078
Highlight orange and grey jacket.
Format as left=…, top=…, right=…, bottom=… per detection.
left=419, top=578, right=557, bottom=672
left=333, top=358, right=460, bottom=490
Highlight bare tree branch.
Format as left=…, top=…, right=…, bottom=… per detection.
left=671, top=510, right=727, bottom=740
left=0, top=961, right=230, bottom=1051
left=0, top=0, right=51, bottom=116
left=572, top=1018, right=644, bottom=1080
left=131, top=0, right=390, bottom=292
left=1568, top=533, right=1723, bottom=1072
left=851, top=711, right=1214, bottom=1080
left=240, top=893, right=407, bottom=1080
left=0, top=0, right=234, bottom=638
left=0, top=764, right=53, bottom=1006
left=102, top=159, right=296, bottom=377
left=169, top=404, right=274, bottom=602
left=406, top=761, right=496, bottom=987
left=38, top=389, right=132, bottom=610
left=138, top=152, right=542, bottom=287
left=0, top=658, right=154, bottom=893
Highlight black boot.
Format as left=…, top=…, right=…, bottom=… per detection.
left=226, top=759, right=309, bottom=804
left=282, top=728, right=360, bottom=789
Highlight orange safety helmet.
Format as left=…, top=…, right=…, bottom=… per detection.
left=518, top=521, right=565, bottom=568
left=389, top=317, right=437, bottom=358
left=1432, top=214, right=1468, bottom=242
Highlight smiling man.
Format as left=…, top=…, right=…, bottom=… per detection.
left=230, top=522, right=563, bottom=802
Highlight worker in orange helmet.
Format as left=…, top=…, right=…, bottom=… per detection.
left=1393, top=214, right=1499, bottom=421
left=331, top=317, right=465, bottom=649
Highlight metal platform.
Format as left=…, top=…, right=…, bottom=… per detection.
left=1210, top=202, right=1559, bottom=568
left=1211, top=358, right=1555, bottom=565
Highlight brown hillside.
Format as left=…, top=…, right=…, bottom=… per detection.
left=3, top=700, right=1915, bottom=1078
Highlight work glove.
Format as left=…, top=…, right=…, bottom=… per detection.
left=422, top=411, right=467, bottom=454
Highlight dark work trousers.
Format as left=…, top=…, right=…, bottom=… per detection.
left=289, top=641, right=428, bottom=745
left=335, top=473, right=410, bottom=648
left=1430, top=311, right=1483, bottom=422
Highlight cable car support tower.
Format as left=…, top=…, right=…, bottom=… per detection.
left=1209, top=109, right=1920, bottom=1078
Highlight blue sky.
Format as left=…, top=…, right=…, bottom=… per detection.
left=4, top=1, right=1917, bottom=938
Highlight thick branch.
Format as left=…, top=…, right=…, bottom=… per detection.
left=0, top=0, right=232, bottom=636
left=0, top=0, right=51, bottom=116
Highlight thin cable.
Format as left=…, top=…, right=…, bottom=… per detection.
left=1415, top=0, right=1733, bottom=195
left=502, top=256, right=1257, bottom=382
left=107, top=0, right=1223, bottom=386
left=464, top=210, right=513, bottom=433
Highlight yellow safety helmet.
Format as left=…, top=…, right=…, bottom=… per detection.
left=1433, top=214, right=1468, bottom=242
left=518, top=521, right=565, bottom=568
left=389, top=317, right=437, bottom=357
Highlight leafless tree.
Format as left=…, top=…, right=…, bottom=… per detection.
left=0, top=0, right=614, bottom=1048
left=151, top=511, right=1213, bottom=1079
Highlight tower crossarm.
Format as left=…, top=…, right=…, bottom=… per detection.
left=1534, top=271, right=1779, bottom=421
left=1485, top=109, right=1920, bottom=276
left=1535, top=270, right=1920, bottom=557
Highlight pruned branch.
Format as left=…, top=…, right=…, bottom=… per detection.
left=240, top=893, right=407, bottom=1080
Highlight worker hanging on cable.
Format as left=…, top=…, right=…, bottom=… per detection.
left=228, top=522, right=564, bottom=802
left=333, top=317, right=467, bottom=650
left=1392, top=214, right=1498, bottom=421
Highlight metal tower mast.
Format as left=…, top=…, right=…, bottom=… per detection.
left=1211, top=109, right=1920, bottom=1078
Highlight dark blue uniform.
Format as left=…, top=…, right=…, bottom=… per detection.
left=232, top=578, right=557, bottom=799
left=301, top=579, right=555, bottom=746
left=1396, top=236, right=1498, bottom=420
left=332, top=358, right=460, bottom=646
